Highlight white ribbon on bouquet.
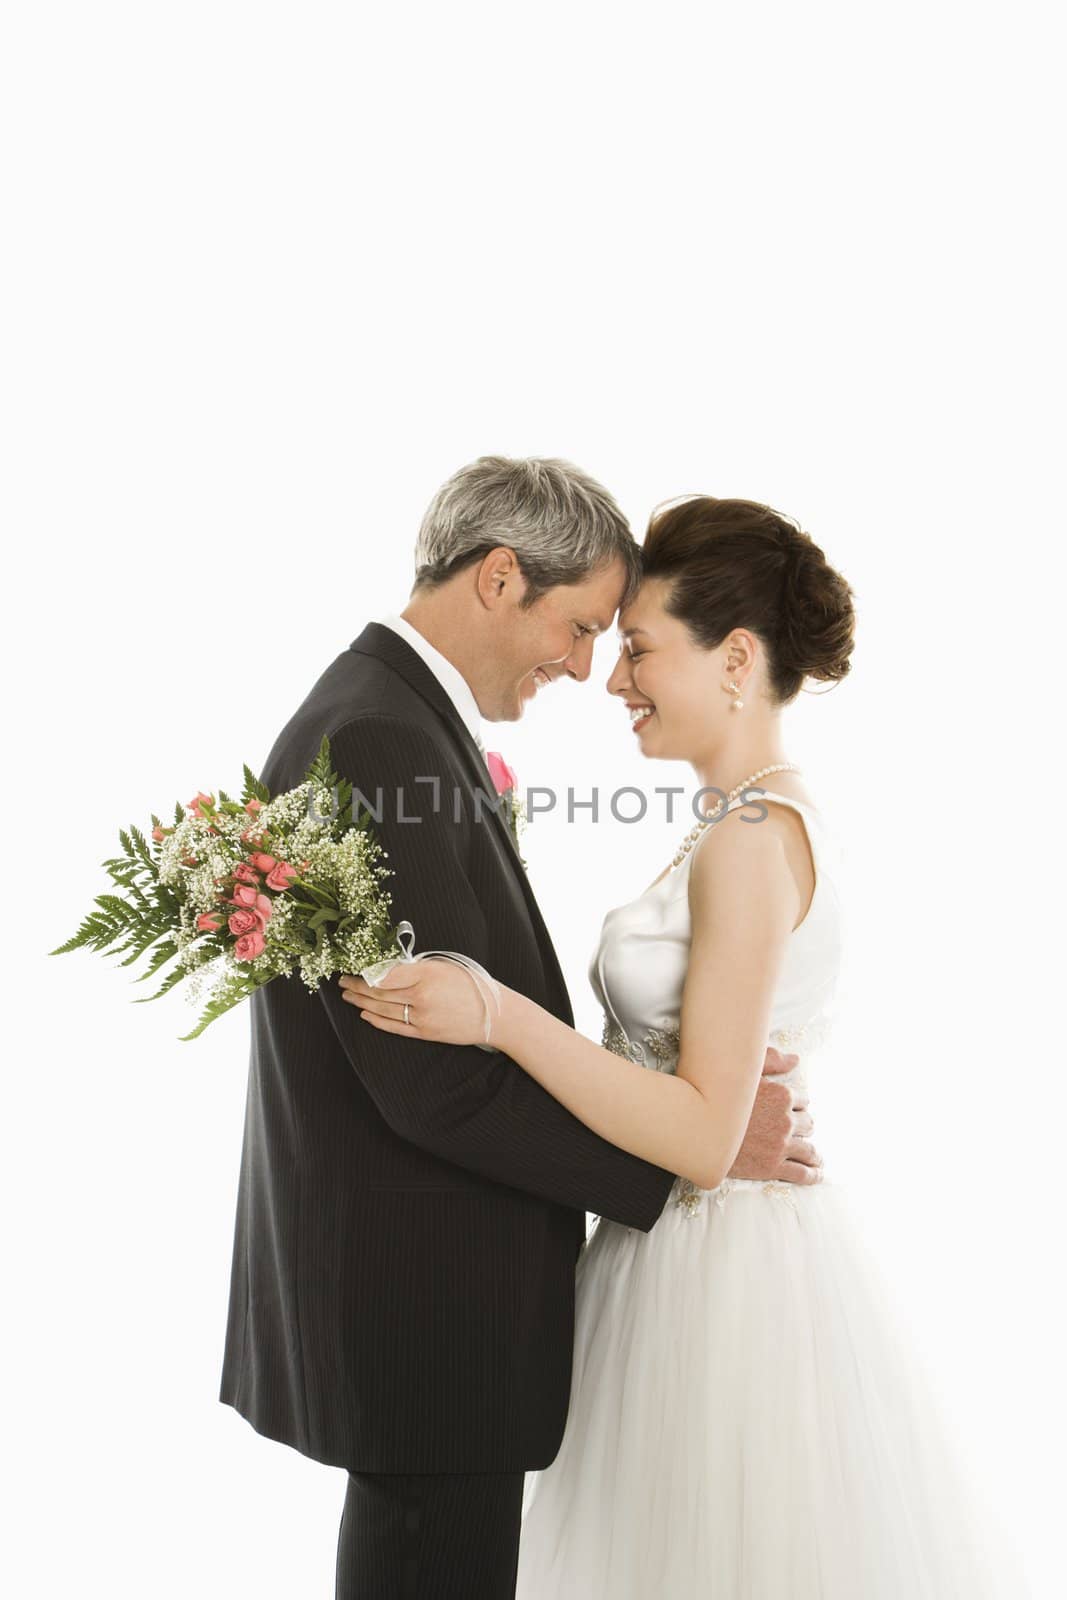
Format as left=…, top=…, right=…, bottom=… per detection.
left=359, top=919, right=502, bottom=1052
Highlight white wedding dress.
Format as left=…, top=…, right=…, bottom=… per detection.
left=515, top=791, right=1022, bottom=1598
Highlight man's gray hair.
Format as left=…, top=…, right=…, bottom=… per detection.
left=413, top=455, right=641, bottom=609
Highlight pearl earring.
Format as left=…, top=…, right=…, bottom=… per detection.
left=728, top=680, right=744, bottom=711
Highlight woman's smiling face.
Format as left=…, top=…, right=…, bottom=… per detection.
left=606, top=576, right=736, bottom=762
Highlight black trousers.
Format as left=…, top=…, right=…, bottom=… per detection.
left=335, top=1468, right=526, bottom=1599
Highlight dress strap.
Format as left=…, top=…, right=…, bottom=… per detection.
left=686, top=791, right=824, bottom=938
left=732, top=789, right=818, bottom=821
left=688, top=790, right=821, bottom=874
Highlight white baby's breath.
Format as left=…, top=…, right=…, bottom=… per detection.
left=161, top=786, right=400, bottom=1011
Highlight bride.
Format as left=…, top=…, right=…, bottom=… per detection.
left=339, top=495, right=1022, bottom=1596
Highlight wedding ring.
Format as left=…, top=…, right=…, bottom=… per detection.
left=403, top=1002, right=411, bottom=1026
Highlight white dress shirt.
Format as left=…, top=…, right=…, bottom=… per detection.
left=376, top=611, right=487, bottom=759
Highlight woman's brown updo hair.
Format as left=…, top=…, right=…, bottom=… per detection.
left=640, top=496, right=855, bottom=705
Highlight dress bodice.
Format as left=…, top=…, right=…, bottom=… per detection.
left=589, top=790, right=843, bottom=1074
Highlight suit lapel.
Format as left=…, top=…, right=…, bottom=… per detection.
left=348, top=623, right=574, bottom=1023
left=349, top=623, right=512, bottom=849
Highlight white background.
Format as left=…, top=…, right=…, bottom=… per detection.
left=4, top=2, right=1064, bottom=1594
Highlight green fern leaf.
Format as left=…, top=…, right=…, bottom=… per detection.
left=131, top=940, right=179, bottom=983
left=129, top=825, right=153, bottom=866
left=241, top=764, right=271, bottom=806
left=177, top=973, right=261, bottom=1040
left=132, top=962, right=189, bottom=1003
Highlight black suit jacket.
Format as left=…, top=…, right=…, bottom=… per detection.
left=218, top=622, right=675, bottom=1472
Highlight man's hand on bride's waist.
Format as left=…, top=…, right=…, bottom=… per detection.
left=728, top=1046, right=822, bottom=1186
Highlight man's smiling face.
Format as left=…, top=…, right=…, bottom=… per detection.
left=483, top=554, right=630, bottom=722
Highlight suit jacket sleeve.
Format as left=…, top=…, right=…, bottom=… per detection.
left=315, top=713, right=675, bottom=1232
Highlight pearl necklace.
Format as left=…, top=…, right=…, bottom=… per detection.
left=671, top=763, right=803, bottom=868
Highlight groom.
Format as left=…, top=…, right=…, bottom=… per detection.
left=218, top=456, right=820, bottom=1598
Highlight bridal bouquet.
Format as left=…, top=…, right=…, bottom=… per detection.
left=49, top=738, right=402, bottom=1039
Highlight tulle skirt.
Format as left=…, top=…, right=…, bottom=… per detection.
left=515, top=1176, right=1023, bottom=1599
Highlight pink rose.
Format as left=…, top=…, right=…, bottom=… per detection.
left=265, top=861, right=297, bottom=891
left=233, top=862, right=260, bottom=884
left=228, top=908, right=260, bottom=936
left=245, top=799, right=263, bottom=815
left=234, top=929, right=266, bottom=961
left=196, top=913, right=222, bottom=933
left=485, top=750, right=518, bottom=795
left=250, top=852, right=276, bottom=873
left=187, top=791, right=214, bottom=818
left=228, top=885, right=272, bottom=926
left=152, top=825, right=168, bottom=843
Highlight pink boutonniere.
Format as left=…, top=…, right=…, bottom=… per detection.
left=485, top=751, right=518, bottom=796
left=485, top=750, right=527, bottom=869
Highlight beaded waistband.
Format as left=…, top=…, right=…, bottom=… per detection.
left=600, top=1013, right=831, bottom=1068
left=668, top=1173, right=808, bottom=1219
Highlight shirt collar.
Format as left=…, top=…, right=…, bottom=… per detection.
left=375, top=612, right=484, bottom=748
